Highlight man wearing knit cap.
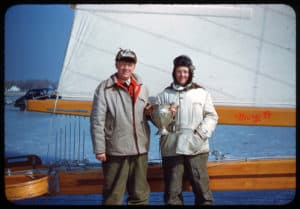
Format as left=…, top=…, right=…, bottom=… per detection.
left=90, top=48, right=150, bottom=205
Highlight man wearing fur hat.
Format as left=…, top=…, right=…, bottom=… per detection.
left=155, top=55, right=218, bottom=205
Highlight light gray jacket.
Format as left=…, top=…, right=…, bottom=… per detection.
left=156, top=83, right=218, bottom=156
left=90, top=73, right=150, bottom=156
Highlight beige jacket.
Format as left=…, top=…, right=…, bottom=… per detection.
left=90, top=73, right=150, bottom=156
left=156, top=83, right=218, bottom=156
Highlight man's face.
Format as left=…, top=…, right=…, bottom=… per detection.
left=175, top=66, right=189, bottom=85
left=116, top=61, right=136, bottom=80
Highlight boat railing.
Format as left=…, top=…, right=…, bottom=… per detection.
left=5, top=155, right=42, bottom=169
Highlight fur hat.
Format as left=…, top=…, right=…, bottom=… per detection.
left=172, top=55, right=195, bottom=85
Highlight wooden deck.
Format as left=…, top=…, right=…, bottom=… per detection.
left=5, top=157, right=296, bottom=199
left=26, top=99, right=296, bottom=126
left=55, top=158, right=295, bottom=194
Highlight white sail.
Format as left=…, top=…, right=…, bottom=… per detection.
left=57, top=4, right=295, bottom=107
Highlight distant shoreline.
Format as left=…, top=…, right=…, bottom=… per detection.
left=4, top=91, right=26, bottom=97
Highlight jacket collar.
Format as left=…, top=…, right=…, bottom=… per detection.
left=105, top=73, right=142, bottom=89
left=171, top=82, right=193, bottom=92
left=166, top=82, right=203, bottom=92
left=111, top=73, right=142, bottom=85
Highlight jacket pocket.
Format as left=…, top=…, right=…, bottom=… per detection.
left=193, top=130, right=206, bottom=141
left=175, top=130, right=206, bottom=155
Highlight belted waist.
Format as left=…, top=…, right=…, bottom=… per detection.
left=171, top=125, right=196, bottom=133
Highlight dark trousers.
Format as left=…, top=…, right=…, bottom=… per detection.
left=102, top=154, right=150, bottom=205
left=162, top=153, right=213, bottom=205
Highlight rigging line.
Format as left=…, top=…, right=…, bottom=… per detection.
left=198, top=16, right=295, bottom=54
left=46, top=113, right=55, bottom=164
left=253, top=7, right=267, bottom=106
left=93, top=13, right=294, bottom=88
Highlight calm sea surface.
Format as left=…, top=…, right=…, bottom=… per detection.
left=3, top=98, right=296, bottom=205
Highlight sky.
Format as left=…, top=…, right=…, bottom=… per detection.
left=4, top=4, right=74, bottom=82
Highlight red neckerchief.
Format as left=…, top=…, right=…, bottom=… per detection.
left=115, top=76, right=142, bottom=103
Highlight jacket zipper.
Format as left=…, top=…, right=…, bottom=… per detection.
left=117, top=81, right=140, bottom=154
left=132, top=98, right=140, bottom=154
left=177, top=91, right=182, bottom=131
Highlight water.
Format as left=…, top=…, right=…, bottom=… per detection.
left=3, top=100, right=296, bottom=205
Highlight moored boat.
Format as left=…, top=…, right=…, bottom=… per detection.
left=5, top=155, right=296, bottom=200
left=5, top=174, right=50, bottom=201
